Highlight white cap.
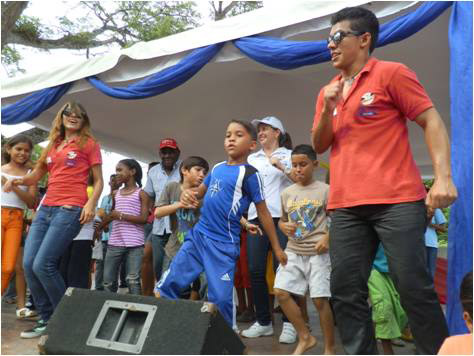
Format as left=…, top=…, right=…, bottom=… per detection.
left=251, top=116, right=285, bottom=134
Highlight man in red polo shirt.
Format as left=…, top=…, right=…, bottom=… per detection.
left=312, top=7, right=458, bottom=355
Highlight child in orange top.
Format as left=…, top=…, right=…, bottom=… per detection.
left=1, top=135, right=37, bottom=295
left=438, top=271, right=473, bottom=355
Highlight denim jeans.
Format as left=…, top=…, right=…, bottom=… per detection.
left=103, top=245, right=144, bottom=295
left=426, top=246, right=438, bottom=280
left=247, top=218, right=288, bottom=326
left=23, top=205, right=83, bottom=322
left=150, top=233, right=170, bottom=282
left=329, top=200, right=448, bottom=355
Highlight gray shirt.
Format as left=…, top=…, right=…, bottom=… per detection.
left=156, top=182, right=200, bottom=259
left=144, top=161, right=181, bottom=235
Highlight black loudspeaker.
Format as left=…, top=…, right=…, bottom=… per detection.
left=40, top=288, right=245, bottom=355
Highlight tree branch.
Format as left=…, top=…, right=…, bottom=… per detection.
left=1, top=1, right=29, bottom=49
left=8, top=31, right=118, bottom=50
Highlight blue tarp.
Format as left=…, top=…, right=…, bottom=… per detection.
left=447, top=0, right=473, bottom=335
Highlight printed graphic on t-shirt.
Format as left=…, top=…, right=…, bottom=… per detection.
left=175, top=208, right=198, bottom=244
left=287, top=198, right=324, bottom=239
left=209, top=178, right=222, bottom=197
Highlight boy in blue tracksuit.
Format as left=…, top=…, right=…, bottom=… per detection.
left=155, top=120, right=287, bottom=327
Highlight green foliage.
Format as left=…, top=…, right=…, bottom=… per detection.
left=118, top=1, right=200, bottom=46
left=227, top=2, right=263, bottom=17
left=1, top=45, right=21, bottom=64
left=15, top=16, right=42, bottom=41
left=63, top=32, right=96, bottom=48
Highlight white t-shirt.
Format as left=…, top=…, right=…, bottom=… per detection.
left=247, top=147, right=292, bottom=220
left=1, top=172, right=29, bottom=210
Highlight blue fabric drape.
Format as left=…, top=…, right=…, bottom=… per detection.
left=233, top=1, right=452, bottom=70
left=447, top=1, right=473, bottom=335
left=1, top=82, right=72, bottom=125
left=2, top=2, right=452, bottom=123
left=86, top=43, right=224, bottom=99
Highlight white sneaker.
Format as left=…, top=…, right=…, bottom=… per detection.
left=279, top=322, right=297, bottom=344
left=241, top=321, right=274, bottom=338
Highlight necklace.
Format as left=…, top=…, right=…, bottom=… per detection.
left=343, top=66, right=365, bottom=86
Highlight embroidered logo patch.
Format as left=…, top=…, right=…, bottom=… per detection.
left=361, top=92, right=375, bottom=106
left=66, top=151, right=77, bottom=167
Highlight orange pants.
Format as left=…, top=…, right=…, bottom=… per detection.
left=1, top=207, right=24, bottom=295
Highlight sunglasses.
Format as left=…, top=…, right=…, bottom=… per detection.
left=327, top=30, right=365, bottom=45
left=62, top=109, right=83, bottom=119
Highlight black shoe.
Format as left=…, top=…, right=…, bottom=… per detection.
left=20, top=320, right=47, bottom=339
left=237, top=309, right=256, bottom=323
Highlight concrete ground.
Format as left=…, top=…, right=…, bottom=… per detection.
left=1, top=292, right=417, bottom=355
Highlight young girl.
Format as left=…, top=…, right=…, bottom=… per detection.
left=102, top=159, right=149, bottom=295
left=4, top=101, right=103, bottom=339
left=1, top=135, right=37, bottom=299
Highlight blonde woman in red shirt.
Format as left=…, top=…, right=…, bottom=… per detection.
left=5, top=101, right=103, bottom=339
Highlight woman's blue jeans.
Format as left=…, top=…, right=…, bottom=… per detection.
left=23, top=205, right=82, bottom=322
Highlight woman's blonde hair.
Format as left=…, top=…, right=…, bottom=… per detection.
left=38, top=101, right=95, bottom=165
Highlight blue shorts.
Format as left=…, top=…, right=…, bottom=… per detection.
left=155, top=228, right=239, bottom=327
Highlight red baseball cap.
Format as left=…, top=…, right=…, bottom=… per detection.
left=159, top=138, right=179, bottom=150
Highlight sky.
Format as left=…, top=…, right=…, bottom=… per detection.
left=1, top=1, right=219, bottom=197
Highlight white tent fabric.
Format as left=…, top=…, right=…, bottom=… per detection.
left=1, top=1, right=450, bottom=177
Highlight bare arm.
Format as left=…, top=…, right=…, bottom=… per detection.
left=180, top=183, right=208, bottom=209
left=3, top=163, right=47, bottom=192
left=312, top=108, right=335, bottom=154
left=415, top=107, right=458, bottom=210
left=108, top=190, right=150, bottom=225
left=431, top=223, right=448, bottom=233
left=11, top=184, right=37, bottom=209
left=255, top=201, right=287, bottom=266
left=312, top=79, right=343, bottom=154
left=22, top=163, right=48, bottom=186
left=155, top=202, right=183, bottom=219
left=80, top=164, right=104, bottom=224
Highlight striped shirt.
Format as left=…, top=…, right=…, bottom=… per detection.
left=109, top=188, right=145, bottom=247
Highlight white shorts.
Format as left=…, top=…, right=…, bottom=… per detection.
left=274, top=250, right=331, bottom=299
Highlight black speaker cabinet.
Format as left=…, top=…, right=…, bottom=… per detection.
left=40, top=288, right=245, bottom=354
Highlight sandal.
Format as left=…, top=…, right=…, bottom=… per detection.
left=16, top=307, right=38, bottom=319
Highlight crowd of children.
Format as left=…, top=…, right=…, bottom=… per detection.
left=1, top=107, right=471, bottom=354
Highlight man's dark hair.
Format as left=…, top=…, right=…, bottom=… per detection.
left=230, top=120, right=257, bottom=140
left=331, top=7, right=379, bottom=54
left=460, top=271, right=473, bottom=320
left=292, top=144, right=317, bottom=161
left=179, top=156, right=209, bottom=183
